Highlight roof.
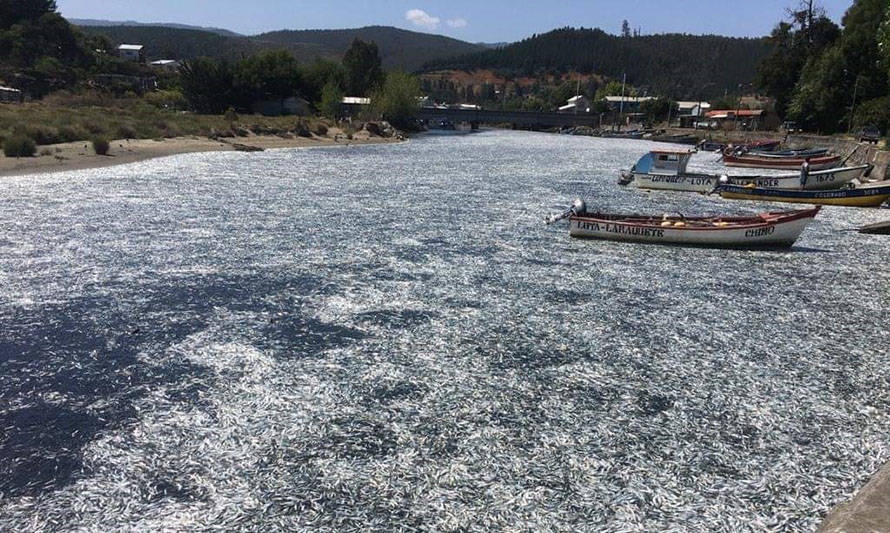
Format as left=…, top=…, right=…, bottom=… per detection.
left=676, top=101, right=711, bottom=109
left=150, top=59, right=178, bottom=65
left=705, top=109, right=764, bottom=119
left=0, top=86, right=21, bottom=93
left=342, top=96, right=371, bottom=105
left=118, top=44, right=144, bottom=51
left=605, top=96, right=656, bottom=103
left=567, top=95, right=588, bottom=103
left=650, top=149, right=694, bottom=155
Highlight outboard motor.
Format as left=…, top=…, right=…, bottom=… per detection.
left=618, top=165, right=635, bottom=186
left=571, top=198, right=587, bottom=216
left=546, top=198, right=587, bottom=224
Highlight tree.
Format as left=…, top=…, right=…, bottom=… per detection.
left=370, top=71, right=420, bottom=129
left=756, top=1, right=840, bottom=118
left=235, top=49, right=302, bottom=103
left=640, top=97, right=677, bottom=123
left=179, top=57, right=238, bottom=114
left=621, top=20, right=631, bottom=38
left=343, top=39, right=384, bottom=96
left=0, top=0, right=57, bottom=29
left=319, top=80, right=343, bottom=119
left=788, top=0, right=889, bottom=132
left=303, top=58, right=346, bottom=103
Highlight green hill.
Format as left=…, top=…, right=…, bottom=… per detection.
left=70, top=19, right=243, bottom=38
left=77, top=25, right=259, bottom=61
left=253, top=26, right=486, bottom=70
left=76, top=24, right=486, bottom=71
left=422, top=27, right=771, bottom=100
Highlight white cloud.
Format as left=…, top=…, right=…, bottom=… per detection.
left=446, top=18, right=468, bottom=29
left=405, top=9, right=440, bottom=31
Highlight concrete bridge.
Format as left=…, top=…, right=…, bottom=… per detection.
left=416, top=107, right=602, bottom=129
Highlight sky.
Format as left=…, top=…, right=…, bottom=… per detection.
left=57, top=0, right=854, bottom=43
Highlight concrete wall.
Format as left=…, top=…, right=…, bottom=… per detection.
left=787, top=135, right=889, bottom=181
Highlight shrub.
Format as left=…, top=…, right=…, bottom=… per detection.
left=84, top=122, right=105, bottom=134
left=3, top=136, right=36, bottom=157
left=92, top=137, right=110, bottom=155
left=116, top=125, right=137, bottom=139
left=314, top=123, right=328, bottom=136
left=224, top=107, right=239, bottom=122
left=143, top=90, right=188, bottom=110
left=58, top=126, right=88, bottom=143
left=295, top=120, right=312, bottom=138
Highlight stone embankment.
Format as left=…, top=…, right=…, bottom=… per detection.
left=786, top=134, right=889, bottom=181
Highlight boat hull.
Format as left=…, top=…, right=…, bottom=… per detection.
left=630, top=165, right=867, bottom=193
left=569, top=208, right=819, bottom=248
left=718, top=184, right=890, bottom=207
left=723, top=153, right=840, bottom=170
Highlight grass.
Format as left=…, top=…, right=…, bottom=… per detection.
left=0, top=91, right=334, bottom=148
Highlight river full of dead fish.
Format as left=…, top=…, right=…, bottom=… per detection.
left=1, top=131, right=888, bottom=531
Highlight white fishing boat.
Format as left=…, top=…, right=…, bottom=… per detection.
left=619, top=150, right=868, bottom=193
left=548, top=199, right=819, bottom=248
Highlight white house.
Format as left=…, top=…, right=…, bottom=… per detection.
left=604, top=96, right=656, bottom=112
left=118, top=44, right=144, bottom=63
left=676, top=101, right=711, bottom=117
left=558, top=95, right=591, bottom=114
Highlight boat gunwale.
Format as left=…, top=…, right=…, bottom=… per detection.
left=717, top=184, right=890, bottom=198
left=569, top=207, right=820, bottom=231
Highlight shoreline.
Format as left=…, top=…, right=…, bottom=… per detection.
left=0, top=131, right=402, bottom=177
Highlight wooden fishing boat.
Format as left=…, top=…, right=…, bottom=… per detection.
left=723, top=152, right=841, bottom=170
left=716, top=182, right=890, bottom=207
left=619, top=150, right=867, bottom=193
left=548, top=199, right=819, bottom=248
left=748, top=147, right=830, bottom=158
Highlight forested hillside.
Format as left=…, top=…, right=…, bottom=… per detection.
left=77, top=26, right=259, bottom=61
left=76, top=24, right=485, bottom=71
left=422, top=27, right=771, bottom=100
left=254, top=26, right=486, bottom=70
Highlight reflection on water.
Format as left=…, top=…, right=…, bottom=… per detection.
left=0, top=131, right=888, bottom=530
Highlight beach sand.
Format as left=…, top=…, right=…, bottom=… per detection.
left=0, top=129, right=401, bottom=177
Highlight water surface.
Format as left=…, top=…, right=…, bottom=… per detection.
left=1, top=130, right=888, bottom=531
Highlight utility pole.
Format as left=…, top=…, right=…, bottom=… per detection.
left=618, top=73, right=626, bottom=131
left=848, top=75, right=860, bottom=133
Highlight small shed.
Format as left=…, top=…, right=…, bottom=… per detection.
left=341, top=96, right=371, bottom=117
left=118, top=44, right=145, bottom=63
left=558, top=95, right=590, bottom=114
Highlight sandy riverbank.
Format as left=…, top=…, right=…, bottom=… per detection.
left=0, top=129, right=402, bottom=177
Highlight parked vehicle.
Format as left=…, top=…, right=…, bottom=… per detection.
left=857, top=125, right=881, bottom=144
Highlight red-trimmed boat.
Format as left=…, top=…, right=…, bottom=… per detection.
left=723, top=152, right=841, bottom=170
left=547, top=199, right=819, bottom=248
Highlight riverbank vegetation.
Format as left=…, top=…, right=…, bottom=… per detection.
left=758, top=0, right=890, bottom=134
left=0, top=91, right=334, bottom=148
left=0, top=0, right=417, bottom=153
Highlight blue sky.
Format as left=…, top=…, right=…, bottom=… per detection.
left=58, top=0, right=854, bottom=42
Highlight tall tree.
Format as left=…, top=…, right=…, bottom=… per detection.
left=370, top=71, right=420, bottom=128
left=235, top=49, right=302, bottom=103
left=756, top=1, right=839, bottom=118
left=179, top=57, right=239, bottom=114
left=343, top=39, right=384, bottom=97
left=621, top=20, right=631, bottom=38
left=788, top=0, right=889, bottom=132
left=0, top=0, right=57, bottom=29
